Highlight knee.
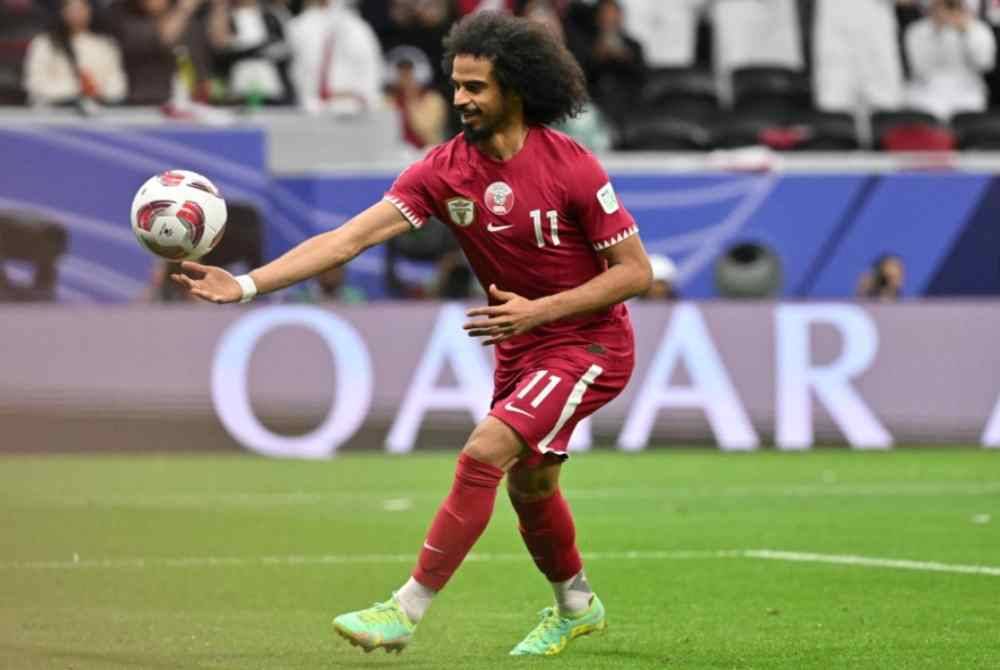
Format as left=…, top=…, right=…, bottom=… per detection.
left=462, top=418, right=524, bottom=471
left=507, top=473, right=559, bottom=504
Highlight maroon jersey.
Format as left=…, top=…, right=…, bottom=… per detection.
left=384, top=126, right=638, bottom=368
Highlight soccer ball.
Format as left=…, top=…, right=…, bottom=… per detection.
left=130, top=170, right=227, bottom=261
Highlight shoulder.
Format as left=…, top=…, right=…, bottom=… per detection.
left=907, top=18, right=933, bottom=38
left=401, top=134, right=468, bottom=178
left=82, top=32, right=122, bottom=54
left=26, top=33, right=53, bottom=54
left=534, top=125, right=592, bottom=159
left=970, top=19, right=995, bottom=39
left=540, top=127, right=610, bottom=184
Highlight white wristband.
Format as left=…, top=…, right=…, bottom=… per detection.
left=234, top=274, right=258, bottom=303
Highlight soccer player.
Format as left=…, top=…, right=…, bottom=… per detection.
left=172, top=11, right=653, bottom=658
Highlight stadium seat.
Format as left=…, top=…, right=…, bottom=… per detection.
left=714, top=241, right=783, bottom=298
left=790, top=112, right=860, bottom=151
left=0, top=212, right=68, bottom=301
left=871, top=109, right=954, bottom=151
left=731, top=66, right=812, bottom=117
left=639, top=67, right=720, bottom=120
left=711, top=110, right=859, bottom=152
left=713, top=113, right=774, bottom=149
left=616, top=114, right=713, bottom=151
left=951, top=111, right=1000, bottom=150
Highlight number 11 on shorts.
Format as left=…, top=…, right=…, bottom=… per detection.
left=518, top=370, right=562, bottom=408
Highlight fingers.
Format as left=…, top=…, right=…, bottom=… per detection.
left=488, top=283, right=517, bottom=301
left=179, top=260, right=208, bottom=278
left=462, top=315, right=507, bottom=330
left=465, top=306, right=502, bottom=318
left=170, top=272, right=195, bottom=289
left=465, top=320, right=516, bottom=339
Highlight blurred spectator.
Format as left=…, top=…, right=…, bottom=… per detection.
left=385, top=216, right=470, bottom=299
left=905, top=0, right=996, bottom=120
left=857, top=253, right=905, bottom=300
left=712, top=0, right=803, bottom=105
left=620, top=0, right=708, bottom=70
left=522, top=0, right=613, bottom=150
left=641, top=253, right=679, bottom=300
left=284, top=264, right=367, bottom=303
left=384, top=45, right=448, bottom=148
left=23, top=0, right=128, bottom=106
left=455, top=0, right=516, bottom=16
left=981, top=0, right=1000, bottom=105
left=1, top=0, right=50, bottom=104
left=813, top=0, right=907, bottom=116
left=102, top=0, right=214, bottom=105
left=286, top=0, right=383, bottom=115
left=577, top=0, right=646, bottom=127
left=208, top=0, right=295, bottom=105
left=0, top=211, right=67, bottom=302
left=367, top=0, right=453, bottom=90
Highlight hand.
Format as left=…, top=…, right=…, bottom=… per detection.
left=170, top=261, right=242, bottom=303
left=463, top=284, right=548, bottom=346
left=78, top=70, right=98, bottom=98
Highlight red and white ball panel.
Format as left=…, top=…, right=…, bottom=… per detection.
left=130, top=170, right=227, bottom=261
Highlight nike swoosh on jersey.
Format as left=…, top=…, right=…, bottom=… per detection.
left=486, top=223, right=514, bottom=232
left=504, top=402, right=535, bottom=419
left=423, top=542, right=445, bottom=554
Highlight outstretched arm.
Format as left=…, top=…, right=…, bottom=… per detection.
left=464, top=234, right=653, bottom=346
left=172, top=200, right=411, bottom=303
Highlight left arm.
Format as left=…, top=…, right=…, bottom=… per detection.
left=464, top=234, right=652, bottom=346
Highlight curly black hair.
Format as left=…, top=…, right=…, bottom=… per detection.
left=442, top=11, right=589, bottom=127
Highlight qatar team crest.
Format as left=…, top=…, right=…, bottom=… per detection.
left=484, top=181, right=515, bottom=216
left=446, top=197, right=476, bottom=227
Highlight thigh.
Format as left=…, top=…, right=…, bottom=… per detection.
left=490, top=350, right=633, bottom=459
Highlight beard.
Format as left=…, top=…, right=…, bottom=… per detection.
left=458, top=99, right=512, bottom=142
left=460, top=114, right=497, bottom=142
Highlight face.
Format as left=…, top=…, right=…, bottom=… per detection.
left=881, top=258, right=904, bottom=286
left=451, top=54, right=517, bottom=143
left=140, top=0, right=168, bottom=17
left=596, top=1, right=623, bottom=31
left=62, top=0, right=91, bottom=31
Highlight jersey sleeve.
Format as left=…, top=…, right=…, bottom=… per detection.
left=383, top=158, right=437, bottom=230
left=570, top=152, right=638, bottom=251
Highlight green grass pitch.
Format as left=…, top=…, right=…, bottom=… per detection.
left=1, top=448, right=998, bottom=669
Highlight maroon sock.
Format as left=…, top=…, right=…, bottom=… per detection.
left=510, top=488, right=583, bottom=583
left=412, top=452, right=504, bottom=591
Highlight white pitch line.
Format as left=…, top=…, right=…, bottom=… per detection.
left=25, top=481, right=1000, bottom=509
left=0, top=549, right=734, bottom=571
left=2, top=549, right=998, bottom=577
left=743, top=550, right=1000, bottom=577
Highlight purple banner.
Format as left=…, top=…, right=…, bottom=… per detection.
left=2, top=302, right=999, bottom=455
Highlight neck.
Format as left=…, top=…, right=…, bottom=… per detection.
left=477, top=119, right=529, bottom=161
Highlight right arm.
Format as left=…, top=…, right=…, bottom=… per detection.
left=172, top=200, right=412, bottom=303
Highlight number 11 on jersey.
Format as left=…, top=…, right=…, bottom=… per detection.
left=530, top=209, right=560, bottom=248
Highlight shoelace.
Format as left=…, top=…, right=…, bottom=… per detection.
left=520, top=607, right=565, bottom=645
left=358, top=601, right=401, bottom=625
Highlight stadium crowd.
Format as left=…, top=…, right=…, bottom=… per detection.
left=3, top=0, right=1000, bottom=151
left=1, top=0, right=990, bottom=302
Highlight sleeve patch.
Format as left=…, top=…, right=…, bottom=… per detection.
left=383, top=195, right=424, bottom=230
left=596, top=182, right=620, bottom=214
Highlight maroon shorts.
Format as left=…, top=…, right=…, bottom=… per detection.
left=489, top=346, right=634, bottom=465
